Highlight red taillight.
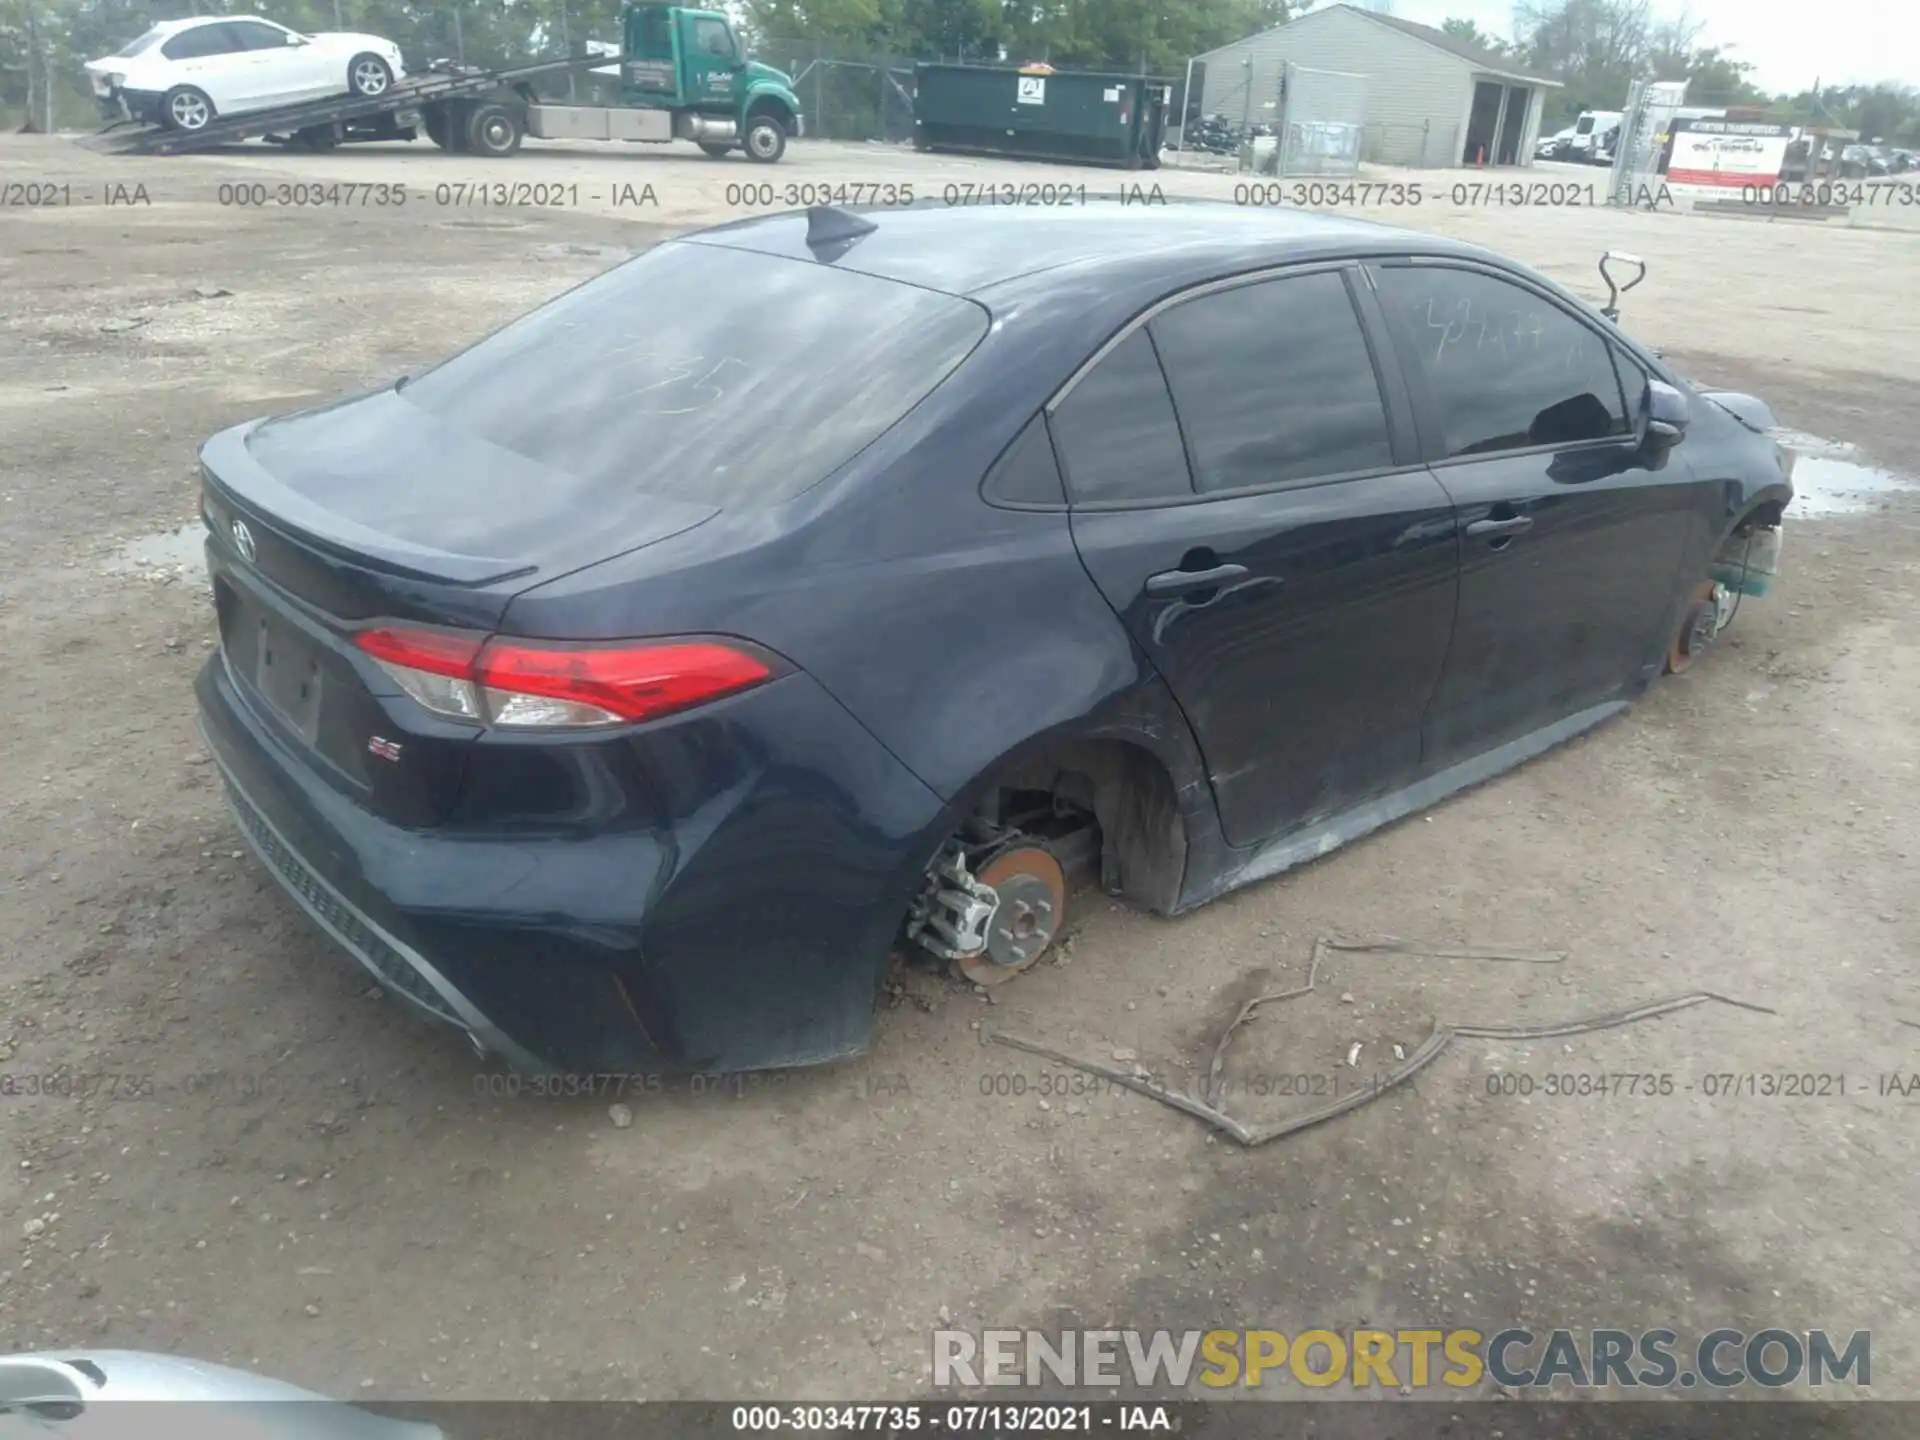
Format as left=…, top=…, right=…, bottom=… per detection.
left=356, top=626, right=484, bottom=678
left=351, top=627, right=778, bottom=730
left=477, top=639, right=775, bottom=726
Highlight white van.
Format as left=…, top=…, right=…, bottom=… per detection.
left=1565, top=109, right=1623, bottom=163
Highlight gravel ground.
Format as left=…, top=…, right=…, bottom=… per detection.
left=1, top=132, right=1917, bottom=1411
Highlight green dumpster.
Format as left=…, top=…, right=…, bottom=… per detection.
left=913, top=63, right=1170, bottom=169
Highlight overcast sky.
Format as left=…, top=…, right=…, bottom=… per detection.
left=1379, top=0, right=1920, bottom=93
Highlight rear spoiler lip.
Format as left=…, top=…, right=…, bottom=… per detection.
left=199, top=420, right=538, bottom=588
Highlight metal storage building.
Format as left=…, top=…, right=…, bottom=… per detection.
left=1184, top=3, right=1561, bottom=169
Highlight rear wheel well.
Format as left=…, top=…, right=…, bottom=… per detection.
left=977, top=738, right=1186, bottom=915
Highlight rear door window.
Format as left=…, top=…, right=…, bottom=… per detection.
left=401, top=242, right=989, bottom=507
left=162, top=23, right=240, bottom=59
left=1048, top=331, right=1194, bottom=504
left=1373, top=265, right=1630, bottom=459
left=983, top=415, right=1065, bottom=507
left=1149, top=270, right=1394, bottom=492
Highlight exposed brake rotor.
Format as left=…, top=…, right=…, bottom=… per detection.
left=1666, top=580, right=1719, bottom=674
left=955, top=846, right=1068, bottom=988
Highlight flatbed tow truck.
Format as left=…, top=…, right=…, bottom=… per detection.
left=79, top=3, right=804, bottom=162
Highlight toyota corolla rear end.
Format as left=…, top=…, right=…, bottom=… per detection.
left=194, top=237, right=988, bottom=1074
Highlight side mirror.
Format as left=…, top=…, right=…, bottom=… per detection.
left=0, top=1356, right=91, bottom=1420
left=1645, top=379, right=1690, bottom=449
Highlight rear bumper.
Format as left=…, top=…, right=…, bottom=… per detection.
left=114, top=88, right=166, bottom=125
left=207, top=740, right=548, bottom=1073
left=195, top=652, right=947, bottom=1074
left=98, top=88, right=164, bottom=124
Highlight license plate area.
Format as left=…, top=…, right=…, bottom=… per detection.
left=206, top=552, right=470, bottom=826
left=254, top=616, right=324, bottom=745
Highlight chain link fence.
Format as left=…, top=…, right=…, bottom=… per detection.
left=753, top=39, right=917, bottom=144
left=1271, top=62, right=1363, bottom=177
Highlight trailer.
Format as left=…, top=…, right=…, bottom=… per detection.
left=79, top=4, right=804, bottom=161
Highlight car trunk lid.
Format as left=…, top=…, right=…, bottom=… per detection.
left=198, top=405, right=717, bottom=827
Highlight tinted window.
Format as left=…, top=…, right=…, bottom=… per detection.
left=1049, top=331, right=1193, bottom=504
left=1150, top=272, right=1393, bottom=492
left=403, top=242, right=988, bottom=507
left=693, top=18, right=735, bottom=58
left=228, top=20, right=295, bottom=49
left=1376, top=266, right=1630, bottom=458
left=983, top=415, right=1065, bottom=507
left=162, top=23, right=238, bottom=59
left=1612, top=345, right=1650, bottom=416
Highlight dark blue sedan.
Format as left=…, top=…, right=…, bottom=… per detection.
left=193, top=202, right=1794, bottom=1076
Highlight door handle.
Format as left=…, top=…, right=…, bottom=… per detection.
left=1464, top=515, right=1535, bottom=539
left=1144, top=563, right=1250, bottom=599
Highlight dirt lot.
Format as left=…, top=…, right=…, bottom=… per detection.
left=1, top=132, right=1917, bottom=1408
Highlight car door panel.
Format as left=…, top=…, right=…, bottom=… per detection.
left=1058, top=267, right=1460, bottom=849
left=1071, top=474, right=1461, bottom=845
left=1422, top=443, right=1697, bottom=759
left=688, top=17, right=741, bottom=106
left=219, top=23, right=285, bottom=110
left=226, top=21, right=317, bottom=107
left=289, top=38, right=344, bottom=101
left=1369, top=260, right=1705, bottom=766
left=163, top=23, right=252, bottom=111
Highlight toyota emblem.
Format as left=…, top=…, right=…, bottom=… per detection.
left=231, top=518, right=257, bottom=564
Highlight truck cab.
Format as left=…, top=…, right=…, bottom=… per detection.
left=612, top=2, right=802, bottom=159
left=443, top=2, right=803, bottom=160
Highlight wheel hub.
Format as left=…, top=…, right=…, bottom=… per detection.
left=1667, top=580, right=1721, bottom=674
left=957, top=847, right=1066, bottom=987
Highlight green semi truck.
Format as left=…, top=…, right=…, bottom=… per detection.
left=442, top=3, right=804, bottom=160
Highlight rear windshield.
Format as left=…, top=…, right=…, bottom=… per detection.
left=115, top=27, right=166, bottom=56
left=402, top=242, right=989, bottom=507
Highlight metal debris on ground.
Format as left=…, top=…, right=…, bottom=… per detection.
left=985, top=935, right=1775, bottom=1149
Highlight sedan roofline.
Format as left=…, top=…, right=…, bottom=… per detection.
left=683, top=196, right=1444, bottom=298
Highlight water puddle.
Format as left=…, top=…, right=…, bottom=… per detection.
left=1778, top=433, right=1919, bottom=517
left=104, top=522, right=208, bottom=588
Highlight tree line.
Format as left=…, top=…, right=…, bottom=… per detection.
left=3, top=0, right=1916, bottom=144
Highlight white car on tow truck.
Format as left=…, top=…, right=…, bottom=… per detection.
left=85, top=16, right=406, bottom=132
